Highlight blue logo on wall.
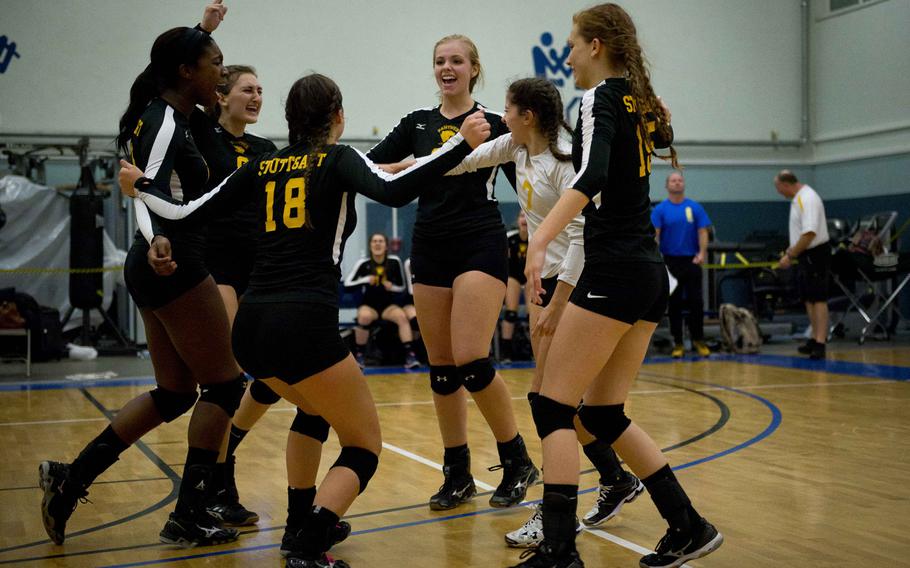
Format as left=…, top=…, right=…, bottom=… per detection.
left=0, top=35, right=21, bottom=74
left=532, top=32, right=584, bottom=120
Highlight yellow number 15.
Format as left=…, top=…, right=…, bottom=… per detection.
left=264, top=177, right=307, bottom=232
left=635, top=120, right=657, bottom=178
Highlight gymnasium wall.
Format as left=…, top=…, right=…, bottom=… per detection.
left=0, top=0, right=802, bottom=144
left=2, top=1, right=908, bottom=315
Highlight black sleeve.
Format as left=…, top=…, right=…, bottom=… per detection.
left=344, top=258, right=373, bottom=288
left=334, top=137, right=473, bottom=207
left=570, top=89, right=616, bottom=199
left=366, top=114, right=415, bottom=163
left=133, top=162, right=256, bottom=225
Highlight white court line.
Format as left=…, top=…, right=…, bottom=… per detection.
left=381, top=441, right=496, bottom=492
left=0, top=416, right=110, bottom=427
left=0, top=379, right=896, bottom=427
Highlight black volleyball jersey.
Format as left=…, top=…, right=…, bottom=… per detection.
left=570, top=79, right=672, bottom=265
left=507, top=229, right=529, bottom=276
left=191, top=112, right=277, bottom=248
left=367, top=103, right=513, bottom=240
left=128, top=98, right=210, bottom=263
left=131, top=133, right=474, bottom=306
left=344, top=255, right=407, bottom=306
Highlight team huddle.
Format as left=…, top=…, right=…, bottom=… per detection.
left=38, top=2, right=723, bottom=567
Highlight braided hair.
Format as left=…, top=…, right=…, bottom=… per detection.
left=284, top=73, right=344, bottom=229
left=507, top=77, right=573, bottom=162
left=573, top=4, right=679, bottom=168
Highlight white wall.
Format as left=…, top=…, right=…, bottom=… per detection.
left=810, top=0, right=910, bottom=162
left=0, top=0, right=802, bottom=144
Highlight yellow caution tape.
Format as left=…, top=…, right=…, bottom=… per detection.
left=703, top=260, right=795, bottom=270
left=0, top=266, right=124, bottom=274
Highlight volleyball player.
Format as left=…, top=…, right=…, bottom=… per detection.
left=367, top=34, right=538, bottom=511
left=119, top=72, right=492, bottom=567
left=38, top=1, right=248, bottom=548
left=344, top=233, right=420, bottom=369
left=188, top=63, right=276, bottom=527
left=501, top=211, right=529, bottom=362
left=420, top=76, right=643, bottom=548
left=512, top=5, right=722, bottom=567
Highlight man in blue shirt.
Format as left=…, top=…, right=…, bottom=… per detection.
left=651, top=172, right=712, bottom=358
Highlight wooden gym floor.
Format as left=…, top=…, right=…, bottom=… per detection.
left=0, top=340, right=908, bottom=567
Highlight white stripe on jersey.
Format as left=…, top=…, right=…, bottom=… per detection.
left=145, top=106, right=176, bottom=180
left=484, top=167, right=497, bottom=202
left=332, top=192, right=350, bottom=265
left=134, top=105, right=177, bottom=243
left=353, top=133, right=466, bottom=182
left=480, top=106, right=506, bottom=201
left=569, top=85, right=599, bottom=191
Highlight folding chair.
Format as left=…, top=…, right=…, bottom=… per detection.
left=829, top=212, right=909, bottom=344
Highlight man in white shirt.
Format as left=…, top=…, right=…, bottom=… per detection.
left=775, top=170, right=831, bottom=360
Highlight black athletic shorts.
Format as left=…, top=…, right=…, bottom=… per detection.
left=570, top=262, right=669, bottom=324
left=410, top=231, right=509, bottom=287
left=508, top=261, right=527, bottom=285
left=362, top=297, right=393, bottom=315
left=124, top=242, right=209, bottom=309
left=232, top=301, right=350, bottom=384
left=797, top=244, right=831, bottom=302
left=537, top=276, right=559, bottom=308
left=206, top=244, right=254, bottom=296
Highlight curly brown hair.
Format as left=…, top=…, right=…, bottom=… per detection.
left=573, top=3, right=679, bottom=168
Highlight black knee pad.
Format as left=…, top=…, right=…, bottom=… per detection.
left=430, top=365, right=462, bottom=395
left=409, top=317, right=420, bottom=332
left=531, top=394, right=577, bottom=440
left=199, top=373, right=246, bottom=417
left=332, top=446, right=379, bottom=494
left=459, top=357, right=495, bottom=393
left=577, top=403, right=631, bottom=446
left=290, top=408, right=330, bottom=443
left=150, top=386, right=198, bottom=422
left=527, top=391, right=539, bottom=405
left=503, top=309, right=519, bottom=323
left=249, top=379, right=281, bottom=405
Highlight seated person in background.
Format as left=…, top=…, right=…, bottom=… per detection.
left=651, top=171, right=712, bottom=358
left=501, top=211, right=529, bottom=362
left=344, top=233, right=420, bottom=369
left=402, top=257, right=419, bottom=338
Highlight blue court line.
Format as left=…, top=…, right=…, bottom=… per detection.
left=4, top=352, right=906, bottom=392
left=96, top=379, right=782, bottom=568
left=711, top=353, right=910, bottom=381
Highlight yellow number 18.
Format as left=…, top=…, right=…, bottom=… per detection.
left=264, top=177, right=307, bottom=232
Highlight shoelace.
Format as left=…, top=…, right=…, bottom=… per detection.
left=595, top=484, right=613, bottom=504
